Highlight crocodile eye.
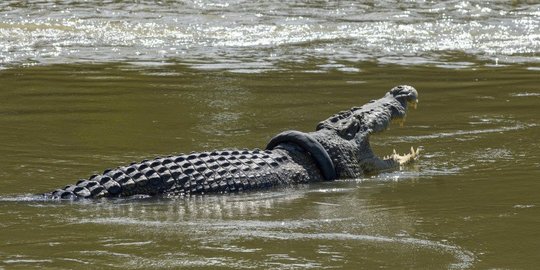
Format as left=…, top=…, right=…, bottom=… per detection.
left=338, top=119, right=360, bottom=140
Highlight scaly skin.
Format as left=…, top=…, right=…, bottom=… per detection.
left=43, top=85, right=419, bottom=200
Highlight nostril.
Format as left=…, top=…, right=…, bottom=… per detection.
left=389, top=85, right=418, bottom=103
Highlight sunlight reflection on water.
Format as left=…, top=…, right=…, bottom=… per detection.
left=1, top=1, right=539, bottom=70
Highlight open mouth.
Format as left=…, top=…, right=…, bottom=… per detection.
left=312, top=85, right=421, bottom=174
left=382, top=98, right=421, bottom=166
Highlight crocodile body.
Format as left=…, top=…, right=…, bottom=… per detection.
left=43, top=85, right=419, bottom=200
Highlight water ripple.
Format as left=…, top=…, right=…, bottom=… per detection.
left=231, top=231, right=475, bottom=270
left=1, top=1, right=539, bottom=70
left=401, top=122, right=535, bottom=142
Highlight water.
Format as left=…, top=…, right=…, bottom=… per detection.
left=1, top=1, right=539, bottom=70
left=1, top=1, right=540, bottom=269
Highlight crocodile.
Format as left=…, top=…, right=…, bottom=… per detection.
left=43, top=85, right=419, bottom=200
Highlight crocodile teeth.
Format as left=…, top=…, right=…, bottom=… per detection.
left=410, top=146, right=421, bottom=158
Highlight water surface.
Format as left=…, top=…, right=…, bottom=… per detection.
left=1, top=0, right=539, bottom=69
left=1, top=1, right=540, bottom=269
left=1, top=63, right=539, bottom=269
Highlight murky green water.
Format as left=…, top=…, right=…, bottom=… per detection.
left=1, top=62, right=539, bottom=269
left=1, top=1, right=540, bottom=269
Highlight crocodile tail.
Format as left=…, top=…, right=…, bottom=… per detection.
left=44, top=157, right=183, bottom=200
left=42, top=149, right=291, bottom=200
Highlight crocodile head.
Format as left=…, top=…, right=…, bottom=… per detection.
left=313, top=85, right=419, bottom=177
